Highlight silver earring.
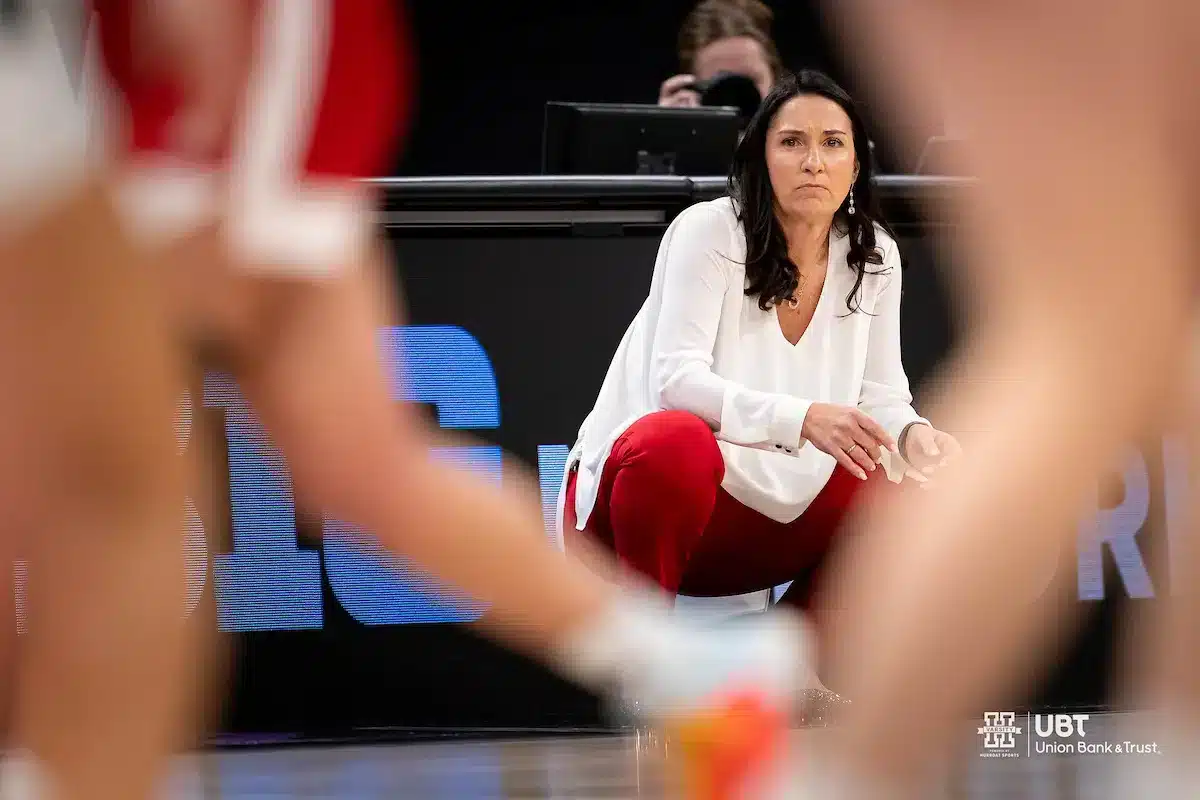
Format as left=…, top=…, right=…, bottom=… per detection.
left=848, top=188, right=856, bottom=216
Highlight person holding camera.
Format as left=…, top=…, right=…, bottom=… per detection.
left=657, top=0, right=780, bottom=110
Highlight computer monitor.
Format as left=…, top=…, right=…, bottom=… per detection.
left=542, top=102, right=742, bottom=177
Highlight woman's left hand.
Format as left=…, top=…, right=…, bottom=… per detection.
left=901, top=424, right=961, bottom=478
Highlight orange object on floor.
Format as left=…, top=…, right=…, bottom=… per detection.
left=668, top=690, right=789, bottom=800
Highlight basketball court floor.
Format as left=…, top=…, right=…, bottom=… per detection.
left=174, top=712, right=1157, bottom=798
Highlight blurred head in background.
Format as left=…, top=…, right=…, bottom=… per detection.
left=658, top=0, right=781, bottom=109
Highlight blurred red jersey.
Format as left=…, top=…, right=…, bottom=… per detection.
left=91, top=0, right=412, bottom=179
left=90, top=0, right=414, bottom=269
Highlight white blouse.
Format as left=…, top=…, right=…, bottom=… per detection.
left=559, top=196, right=927, bottom=534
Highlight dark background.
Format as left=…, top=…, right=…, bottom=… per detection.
left=393, top=1, right=919, bottom=177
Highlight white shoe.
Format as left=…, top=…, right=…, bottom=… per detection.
left=0, top=752, right=204, bottom=800
left=618, top=610, right=815, bottom=799
left=0, top=753, right=45, bottom=800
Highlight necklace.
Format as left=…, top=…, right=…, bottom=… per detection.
left=787, top=246, right=829, bottom=309
left=787, top=272, right=805, bottom=309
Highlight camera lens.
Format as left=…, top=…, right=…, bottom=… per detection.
left=699, top=72, right=762, bottom=120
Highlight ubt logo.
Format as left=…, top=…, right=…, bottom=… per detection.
left=1034, top=713, right=1090, bottom=739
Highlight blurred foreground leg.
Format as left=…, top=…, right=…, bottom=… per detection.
left=0, top=184, right=188, bottom=799
left=217, top=241, right=810, bottom=799
left=813, top=0, right=1192, bottom=793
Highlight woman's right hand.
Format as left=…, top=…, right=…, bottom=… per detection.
left=658, top=74, right=702, bottom=107
left=801, top=403, right=897, bottom=480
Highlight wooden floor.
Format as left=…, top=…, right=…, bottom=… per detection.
left=170, top=713, right=1161, bottom=798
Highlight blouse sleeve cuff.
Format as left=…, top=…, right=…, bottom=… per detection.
left=768, top=396, right=812, bottom=454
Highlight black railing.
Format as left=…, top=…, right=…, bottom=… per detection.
left=372, top=174, right=976, bottom=232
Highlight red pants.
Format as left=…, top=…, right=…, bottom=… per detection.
left=563, top=410, right=894, bottom=608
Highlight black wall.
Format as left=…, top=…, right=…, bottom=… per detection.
left=396, top=1, right=845, bottom=177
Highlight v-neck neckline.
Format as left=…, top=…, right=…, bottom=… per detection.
left=774, top=248, right=835, bottom=349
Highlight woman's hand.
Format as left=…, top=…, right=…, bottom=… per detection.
left=658, top=74, right=702, bottom=107
left=801, top=403, right=897, bottom=480
left=900, top=424, right=962, bottom=479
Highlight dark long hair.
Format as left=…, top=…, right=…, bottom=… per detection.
left=728, top=70, right=892, bottom=313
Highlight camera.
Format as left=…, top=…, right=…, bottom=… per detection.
left=682, top=71, right=762, bottom=120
